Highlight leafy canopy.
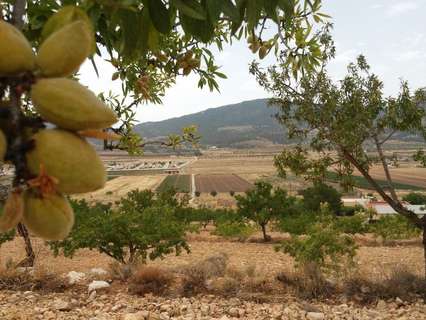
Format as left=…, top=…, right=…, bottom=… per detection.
left=1, top=0, right=330, bottom=151
left=251, top=52, right=426, bottom=228
left=48, top=189, right=190, bottom=264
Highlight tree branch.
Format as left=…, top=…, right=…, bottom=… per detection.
left=373, top=134, right=398, bottom=202
left=341, top=148, right=422, bottom=228
left=378, top=129, right=397, bottom=145
left=12, top=0, right=26, bottom=30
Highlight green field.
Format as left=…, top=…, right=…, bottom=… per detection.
left=156, top=175, right=191, bottom=193
left=326, top=171, right=424, bottom=191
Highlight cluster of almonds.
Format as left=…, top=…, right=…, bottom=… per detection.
left=0, top=6, right=118, bottom=240
left=177, top=51, right=201, bottom=76
left=247, top=35, right=272, bottom=59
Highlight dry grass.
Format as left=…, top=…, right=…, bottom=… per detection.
left=344, top=266, right=426, bottom=302
left=179, top=253, right=229, bottom=295
left=128, top=266, right=173, bottom=296
left=0, top=265, right=68, bottom=293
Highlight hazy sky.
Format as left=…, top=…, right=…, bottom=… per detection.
left=79, top=0, right=426, bottom=123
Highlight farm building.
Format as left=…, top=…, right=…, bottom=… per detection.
left=368, top=201, right=426, bottom=217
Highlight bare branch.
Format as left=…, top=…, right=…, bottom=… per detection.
left=12, top=0, right=26, bottom=30
left=373, top=134, right=398, bottom=202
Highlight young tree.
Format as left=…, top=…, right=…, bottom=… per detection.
left=301, top=182, right=342, bottom=215
left=251, top=53, right=426, bottom=275
left=0, top=0, right=329, bottom=265
left=49, top=190, right=190, bottom=264
left=235, top=181, right=294, bottom=241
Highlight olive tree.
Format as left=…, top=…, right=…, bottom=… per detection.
left=251, top=53, right=426, bottom=275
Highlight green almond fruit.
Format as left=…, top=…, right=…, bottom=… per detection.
left=23, top=190, right=74, bottom=240
left=0, top=20, right=35, bottom=75
left=26, top=129, right=106, bottom=194
left=41, top=5, right=95, bottom=53
left=31, top=78, right=118, bottom=131
left=37, top=21, right=93, bottom=77
left=0, top=191, right=24, bottom=232
left=0, top=129, right=7, bottom=162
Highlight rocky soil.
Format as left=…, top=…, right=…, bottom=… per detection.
left=0, top=289, right=425, bottom=320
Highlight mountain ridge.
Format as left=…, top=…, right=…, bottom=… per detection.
left=134, top=99, right=287, bottom=148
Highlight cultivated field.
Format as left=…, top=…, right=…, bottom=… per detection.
left=156, top=174, right=191, bottom=193
left=74, top=175, right=165, bottom=203
left=194, top=174, right=252, bottom=193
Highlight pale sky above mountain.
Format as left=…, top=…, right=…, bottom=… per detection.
left=79, top=0, right=426, bottom=123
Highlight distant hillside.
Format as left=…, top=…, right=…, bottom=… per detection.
left=134, top=99, right=287, bottom=148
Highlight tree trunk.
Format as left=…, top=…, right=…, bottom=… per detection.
left=16, top=223, right=35, bottom=267
left=260, top=223, right=270, bottom=242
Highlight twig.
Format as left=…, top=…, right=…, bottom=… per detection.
left=12, top=0, right=25, bottom=30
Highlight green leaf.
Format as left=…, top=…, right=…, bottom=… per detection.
left=263, top=0, right=279, bottom=18
left=172, top=0, right=207, bottom=20
left=206, top=0, right=222, bottom=21
left=180, top=13, right=215, bottom=42
left=119, top=9, right=144, bottom=61
left=221, top=0, right=240, bottom=21
left=147, top=0, right=172, bottom=34
left=246, top=0, right=262, bottom=30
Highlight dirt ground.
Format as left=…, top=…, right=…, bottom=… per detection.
left=195, top=174, right=253, bottom=193
left=0, top=232, right=423, bottom=281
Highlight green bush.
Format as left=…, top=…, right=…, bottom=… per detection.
left=48, top=190, right=190, bottom=264
left=333, top=214, right=367, bottom=234
left=368, top=215, right=421, bottom=240
left=402, top=192, right=426, bottom=205
left=278, top=211, right=316, bottom=235
left=301, top=183, right=342, bottom=215
left=277, top=205, right=358, bottom=276
left=213, top=221, right=255, bottom=240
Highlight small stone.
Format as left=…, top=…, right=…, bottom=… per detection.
left=88, top=290, right=97, bottom=301
left=377, top=300, right=387, bottom=310
left=53, top=299, right=71, bottom=311
left=88, top=280, right=110, bottom=292
left=307, top=312, right=325, bottom=320
left=123, top=312, right=148, bottom=320
left=228, top=308, right=240, bottom=317
left=90, top=268, right=108, bottom=276
left=67, top=271, right=86, bottom=285
left=301, top=302, right=321, bottom=313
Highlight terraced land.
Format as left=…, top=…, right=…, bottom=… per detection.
left=156, top=174, right=191, bottom=193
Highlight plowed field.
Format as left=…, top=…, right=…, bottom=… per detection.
left=195, top=174, right=252, bottom=192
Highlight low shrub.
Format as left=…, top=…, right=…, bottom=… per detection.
left=210, top=190, right=218, bottom=197
left=368, top=215, right=421, bottom=240
left=333, top=214, right=367, bottom=234
left=0, top=266, right=68, bottom=293
left=195, top=191, right=201, bottom=197
left=180, top=253, right=228, bottom=295
left=344, top=266, right=426, bottom=302
left=129, top=266, right=173, bottom=296
left=402, top=192, right=426, bottom=205
left=213, top=221, right=255, bottom=240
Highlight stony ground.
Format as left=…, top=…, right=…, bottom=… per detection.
left=0, top=233, right=425, bottom=319
left=1, top=289, right=425, bottom=320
